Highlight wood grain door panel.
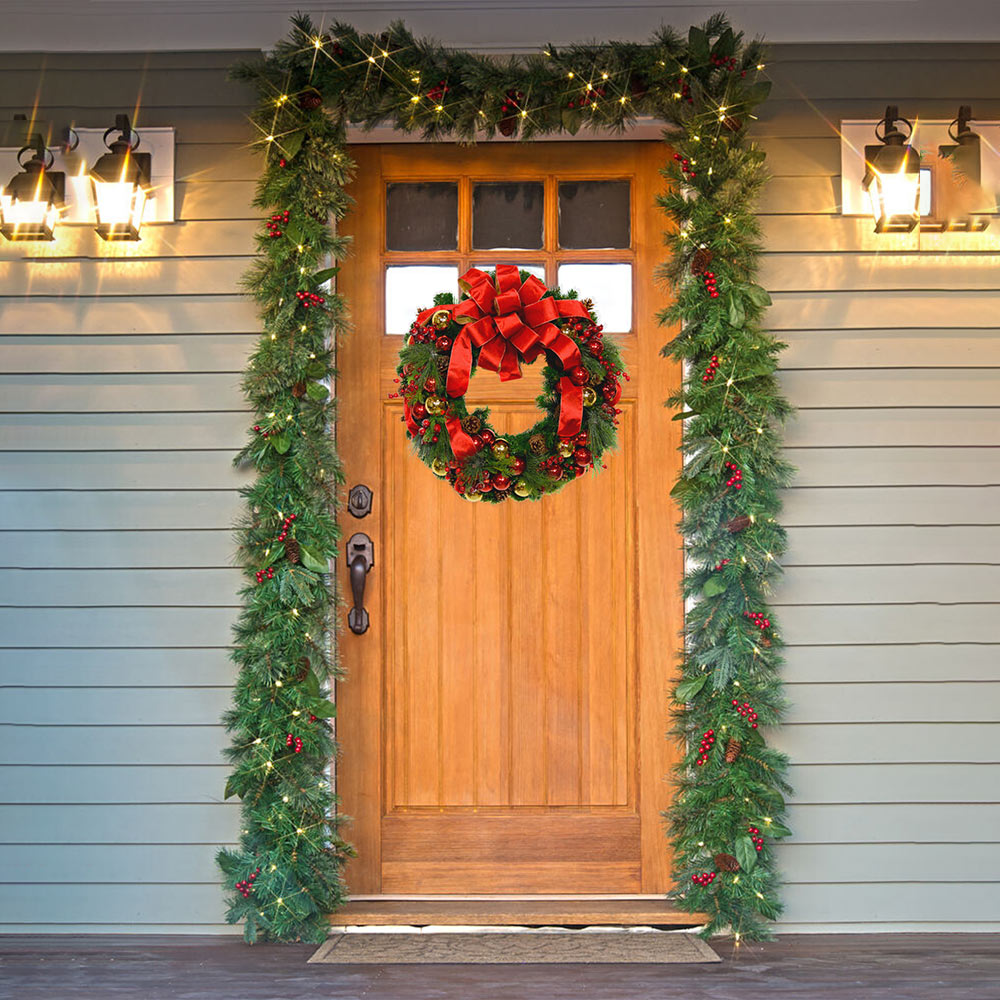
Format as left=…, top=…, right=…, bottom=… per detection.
left=337, top=142, right=681, bottom=896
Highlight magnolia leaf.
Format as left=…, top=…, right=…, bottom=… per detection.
left=271, top=433, right=291, bottom=454
left=670, top=477, right=697, bottom=500
left=728, top=294, right=746, bottom=328
left=735, top=834, right=758, bottom=872
left=672, top=410, right=698, bottom=421
left=674, top=674, right=708, bottom=702
left=311, top=266, right=339, bottom=286
left=224, top=775, right=242, bottom=800
left=305, top=381, right=329, bottom=401
left=280, top=130, right=304, bottom=159
left=309, top=699, right=337, bottom=719
left=305, top=361, right=326, bottom=378
left=746, top=283, right=772, bottom=308
left=687, top=26, right=710, bottom=65
left=713, top=27, right=736, bottom=58
left=703, top=576, right=727, bottom=597
left=302, top=668, right=320, bottom=699
left=298, top=544, right=328, bottom=574
left=764, top=818, right=793, bottom=839
left=561, top=109, right=581, bottom=135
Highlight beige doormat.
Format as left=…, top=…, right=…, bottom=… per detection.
left=309, top=930, right=720, bottom=965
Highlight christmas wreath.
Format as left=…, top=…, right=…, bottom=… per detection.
left=393, top=264, right=628, bottom=500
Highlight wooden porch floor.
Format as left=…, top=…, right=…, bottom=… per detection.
left=1, top=933, right=998, bottom=999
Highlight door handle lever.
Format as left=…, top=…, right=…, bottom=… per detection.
left=346, top=532, right=374, bottom=635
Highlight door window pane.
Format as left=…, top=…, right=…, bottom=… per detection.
left=386, top=182, right=458, bottom=251
left=385, top=266, right=459, bottom=334
left=557, top=263, right=632, bottom=332
left=472, top=182, right=544, bottom=250
left=558, top=181, right=630, bottom=249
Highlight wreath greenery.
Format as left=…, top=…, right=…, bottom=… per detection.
left=223, top=12, right=791, bottom=944
left=394, top=265, right=627, bottom=500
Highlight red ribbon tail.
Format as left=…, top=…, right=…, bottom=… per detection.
left=557, top=376, right=583, bottom=439
left=445, top=416, right=479, bottom=461
left=446, top=327, right=475, bottom=398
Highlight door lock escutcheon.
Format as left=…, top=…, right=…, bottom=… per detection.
left=346, top=532, right=374, bottom=635
left=348, top=484, right=373, bottom=519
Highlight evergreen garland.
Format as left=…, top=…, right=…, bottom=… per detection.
left=223, top=12, right=789, bottom=943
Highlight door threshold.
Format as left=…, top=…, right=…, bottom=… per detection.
left=328, top=897, right=706, bottom=928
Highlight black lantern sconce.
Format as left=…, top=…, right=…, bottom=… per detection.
left=89, top=114, right=152, bottom=241
left=934, top=106, right=990, bottom=232
left=862, top=106, right=922, bottom=233
left=0, top=133, right=65, bottom=241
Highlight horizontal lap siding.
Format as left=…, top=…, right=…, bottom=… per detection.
left=0, top=52, right=259, bottom=933
left=759, top=44, right=1000, bottom=931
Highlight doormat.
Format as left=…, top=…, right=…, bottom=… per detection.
left=309, top=931, right=720, bottom=965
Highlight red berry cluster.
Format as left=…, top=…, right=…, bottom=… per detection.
left=703, top=270, right=719, bottom=298
left=702, top=354, right=720, bottom=383
left=295, top=290, right=325, bottom=309
left=724, top=460, right=743, bottom=489
left=266, top=209, right=290, bottom=239
left=255, top=565, right=274, bottom=585
left=732, top=697, right=759, bottom=729
left=672, top=151, right=696, bottom=180
left=426, top=79, right=450, bottom=102
left=252, top=424, right=273, bottom=439
left=278, top=158, right=287, bottom=168
left=276, top=513, right=296, bottom=543
left=235, top=867, right=261, bottom=899
left=748, top=825, right=764, bottom=853
left=501, top=88, right=525, bottom=112
left=711, top=53, right=739, bottom=72
left=714, top=558, right=730, bottom=570
left=745, top=610, right=771, bottom=631
left=568, top=86, right=605, bottom=109
left=695, top=728, right=716, bottom=766
left=285, top=732, right=303, bottom=753
left=673, top=77, right=694, bottom=104
left=691, top=870, right=717, bottom=886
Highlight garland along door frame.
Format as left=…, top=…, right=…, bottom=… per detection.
left=335, top=140, right=682, bottom=895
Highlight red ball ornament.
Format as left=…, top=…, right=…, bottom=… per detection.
left=411, top=403, right=427, bottom=420
left=574, top=446, right=592, bottom=466
left=586, top=339, right=604, bottom=356
left=480, top=428, right=496, bottom=446
left=568, top=365, right=589, bottom=386
left=424, top=377, right=437, bottom=393
left=436, top=336, right=452, bottom=352
left=493, top=474, right=511, bottom=491
left=575, top=432, right=590, bottom=446
left=511, top=456, right=526, bottom=474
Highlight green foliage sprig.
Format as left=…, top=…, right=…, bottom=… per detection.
left=224, top=11, right=788, bottom=943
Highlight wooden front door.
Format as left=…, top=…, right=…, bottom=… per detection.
left=337, top=141, right=681, bottom=896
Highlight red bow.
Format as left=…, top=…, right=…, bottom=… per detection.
left=415, top=265, right=589, bottom=455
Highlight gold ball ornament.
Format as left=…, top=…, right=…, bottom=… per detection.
left=491, top=438, right=510, bottom=459
left=557, top=439, right=575, bottom=458
left=431, top=309, right=451, bottom=330
left=463, top=489, right=483, bottom=502
left=582, top=387, right=598, bottom=407
left=430, top=458, right=448, bottom=477
left=513, top=480, right=532, bottom=498
left=425, top=396, right=445, bottom=415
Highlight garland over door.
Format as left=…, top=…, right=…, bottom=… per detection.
left=337, top=141, right=681, bottom=894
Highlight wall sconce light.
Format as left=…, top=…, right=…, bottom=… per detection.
left=934, top=106, right=990, bottom=232
left=89, top=114, right=152, bottom=241
left=862, top=106, right=922, bottom=233
left=0, top=133, right=65, bottom=241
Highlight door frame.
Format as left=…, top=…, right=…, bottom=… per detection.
left=335, top=139, right=683, bottom=896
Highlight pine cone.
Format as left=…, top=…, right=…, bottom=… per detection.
left=284, top=538, right=301, bottom=564
left=690, top=247, right=714, bottom=276
left=298, top=88, right=323, bottom=111
left=727, top=514, right=751, bottom=534
left=295, top=657, right=311, bottom=682
left=291, top=381, right=307, bottom=398
left=714, top=852, right=740, bottom=872
left=498, top=116, right=517, bottom=137
left=725, top=738, right=742, bottom=763
left=722, top=116, right=743, bottom=133
left=435, top=354, right=451, bottom=374
left=528, top=433, right=546, bottom=455
left=760, top=636, right=772, bottom=648
left=581, top=298, right=595, bottom=314
left=462, top=414, right=483, bottom=435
